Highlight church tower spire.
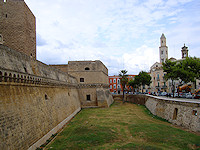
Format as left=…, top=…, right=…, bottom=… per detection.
left=181, top=44, right=189, bottom=59
left=159, top=33, right=168, bottom=63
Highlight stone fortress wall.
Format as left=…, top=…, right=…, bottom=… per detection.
left=0, top=1, right=113, bottom=148
left=0, top=45, right=81, bottom=150
left=0, top=0, right=36, bottom=59
left=51, top=61, right=113, bottom=108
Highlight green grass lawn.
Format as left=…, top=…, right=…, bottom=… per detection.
left=45, top=100, right=200, bottom=150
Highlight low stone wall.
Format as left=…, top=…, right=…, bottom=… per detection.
left=117, top=94, right=200, bottom=132
left=145, top=95, right=200, bottom=132
left=113, top=94, right=147, bottom=105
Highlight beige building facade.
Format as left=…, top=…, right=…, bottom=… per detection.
left=150, top=34, right=168, bottom=93
left=51, top=60, right=113, bottom=108
left=150, top=34, right=199, bottom=94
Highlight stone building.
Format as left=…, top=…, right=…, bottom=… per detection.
left=0, top=1, right=113, bottom=149
left=150, top=34, right=199, bottom=94
left=150, top=34, right=168, bottom=93
left=51, top=61, right=113, bottom=108
left=0, top=0, right=36, bottom=59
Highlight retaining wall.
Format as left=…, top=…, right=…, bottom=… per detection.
left=114, top=94, right=200, bottom=132
left=145, top=95, right=200, bottom=132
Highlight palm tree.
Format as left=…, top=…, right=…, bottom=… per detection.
left=119, top=70, right=128, bottom=103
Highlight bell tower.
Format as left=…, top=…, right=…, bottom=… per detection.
left=181, top=44, right=189, bottom=59
left=159, top=33, right=168, bottom=63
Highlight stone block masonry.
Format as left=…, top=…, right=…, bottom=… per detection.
left=120, top=94, right=200, bottom=132
left=0, top=0, right=36, bottom=59
left=0, top=83, right=81, bottom=149
left=0, top=45, right=81, bottom=149
left=145, top=95, right=200, bottom=132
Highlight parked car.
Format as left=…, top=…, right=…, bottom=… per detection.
left=194, top=90, right=200, bottom=99
left=171, top=93, right=178, bottom=97
left=186, top=93, right=193, bottom=99
left=160, top=92, right=167, bottom=96
left=181, top=93, right=187, bottom=98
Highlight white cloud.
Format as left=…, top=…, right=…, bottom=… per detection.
left=25, top=0, right=200, bottom=76
left=122, top=45, right=158, bottom=74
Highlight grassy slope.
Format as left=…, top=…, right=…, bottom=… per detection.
left=46, top=101, right=200, bottom=150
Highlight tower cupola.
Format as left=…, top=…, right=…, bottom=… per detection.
left=181, top=44, right=189, bottom=59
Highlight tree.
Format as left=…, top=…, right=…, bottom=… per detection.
left=162, top=59, right=179, bottom=97
left=181, top=57, right=200, bottom=81
left=177, top=57, right=200, bottom=92
left=163, top=57, right=200, bottom=97
left=119, top=70, right=128, bottom=103
left=136, top=71, right=151, bottom=93
left=128, top=79, right=136, bottom=93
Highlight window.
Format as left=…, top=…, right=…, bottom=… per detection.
left=117, top=79, right=120, bottom=84
left=110, top=79, right=112, bottom=83
left=110, top=85, right=112, bottom=89
left=86, top=95, right=91, bottom=101
left=158, top=82, right=159, bottom=87
left=85, top=67, right=90, bottom=70
left=117, top=85, right=120, bottom=88
left=45, top=94, right=48, bottom=100
left=80, top=78, right=84, bottom=82
left=113, top=79, right=116, bottom=83
left=157, top=74, right=159, bottom=80
left=161, top=51, right=163, bottom=54
left=114, top=84, right=116, bottom=89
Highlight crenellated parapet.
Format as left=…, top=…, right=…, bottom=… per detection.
left=0, top=67, right=77, bottom=87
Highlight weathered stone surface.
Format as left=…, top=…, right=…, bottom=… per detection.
left=0, top=0, right=36, bottom=59
left=96, top=88, right=114, bottom=107
left=126, top=94, right=200, bottom=132
left=0, top=83, right=81, bottom=150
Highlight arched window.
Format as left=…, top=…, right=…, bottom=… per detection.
left=85, top=67, right=90, bottom=70
left=80, top=78, right=84, bottom=82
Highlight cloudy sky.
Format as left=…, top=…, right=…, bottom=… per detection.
left=25, top=0, right=200, bottom=75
